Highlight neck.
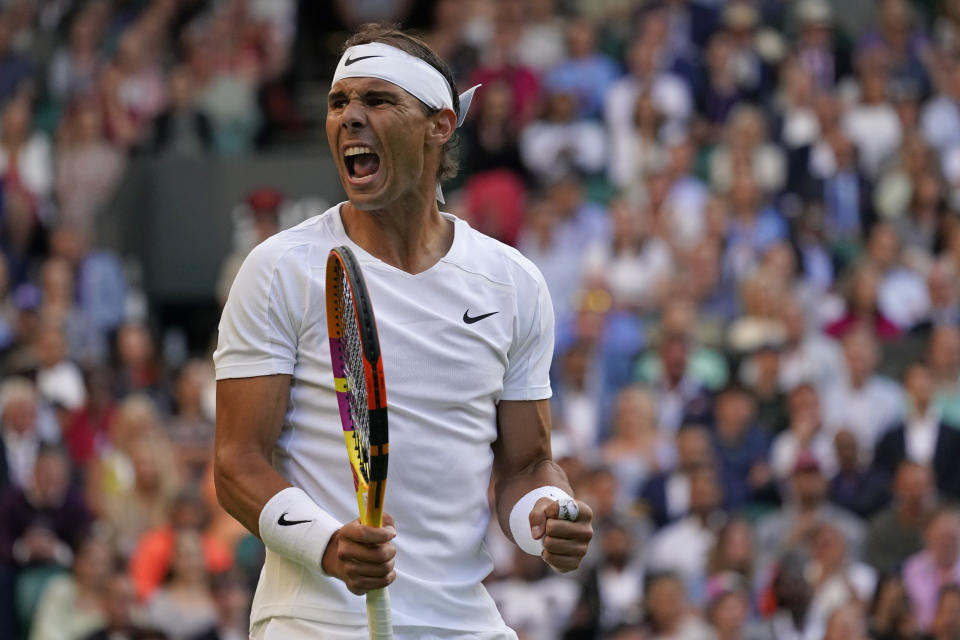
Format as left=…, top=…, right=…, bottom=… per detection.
left=341, top=194, right=453, bottom=274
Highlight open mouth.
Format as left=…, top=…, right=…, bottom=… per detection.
left=344, top=145, right=380, bottom=182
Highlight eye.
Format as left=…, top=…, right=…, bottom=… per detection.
left=367, top=97, right=386, bottom=106
left=329, top=98, right=346, bottom=110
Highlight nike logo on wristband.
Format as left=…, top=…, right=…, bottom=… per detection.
left=344, top=55, right=382, bottom=66
left=278, top=512, right=312, bottom=526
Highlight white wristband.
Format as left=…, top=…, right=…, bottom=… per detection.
left=258, top=486, right=343, bottom=575
left=508, top=485, right=574, bottom=556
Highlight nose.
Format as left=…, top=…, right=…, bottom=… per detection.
left=341, top=98, right=366, bottom=130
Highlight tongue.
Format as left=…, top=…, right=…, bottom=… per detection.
left=353, top=153, right=380, bottom=179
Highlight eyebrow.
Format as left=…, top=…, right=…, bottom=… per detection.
left=328, top=89, right=400, bottom=103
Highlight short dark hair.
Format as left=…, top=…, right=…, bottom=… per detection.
left=343, top=24, right=460, bottom=183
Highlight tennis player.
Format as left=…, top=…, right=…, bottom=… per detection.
left=213, top=24, right=593, bottom=639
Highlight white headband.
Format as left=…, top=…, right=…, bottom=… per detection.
left=332, top=42, right=480, bottom=203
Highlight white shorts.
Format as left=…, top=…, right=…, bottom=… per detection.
left=250, top=616, right=519, bottom=640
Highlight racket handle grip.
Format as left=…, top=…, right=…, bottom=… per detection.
left=367, top=587, right=393, bottom=640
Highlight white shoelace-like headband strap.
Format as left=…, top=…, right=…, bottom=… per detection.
left=332, top=42, right=479, bottom=203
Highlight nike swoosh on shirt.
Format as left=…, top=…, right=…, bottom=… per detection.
left=278, top=512, right=312, bottom=526
left=463, top=310, right=499, bottom=324
left=344, top=55, right=382, bottom=66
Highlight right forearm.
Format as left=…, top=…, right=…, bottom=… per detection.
left=214, top=449, right=291, bottom=538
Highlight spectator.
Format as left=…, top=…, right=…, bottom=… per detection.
left=777, top=295, right=846, bottom=395
left=81, top=571, right=152, bottom=640
left=865, top=222, right=929, bottom=331
left=805, top=522, right=877, bottom=637
left=519, top=86, right=607, bottom=183
left=929, top=326, right=960, bottom=426
left=828, top=428, right=891, bottom=519
left=54, top=98, right=128, bottom=237
left=705, top=578, right=753, bottom=640
left=37, top=255, right=104, bottom=370
left=721, top=171, right=788, bottom=284
left=749, top=553, right=816, bottom=639
left=0, top=445, right=90, bottom=636
left=755, top=451, right=864, bottom=577
left=710, top=104, right=786, bottom=196
left=215, top=187, right=284, bottom=308
left=910, top=261, right=960, bottom=336
left=46, top=11, right=103, bottom=105
left=873, top=363, right=960, bottom=499
left=601, top=385, right=675, bottom=508
left=842, top=55, right=903, bottom=180
left=868, top=574, right=919, bottom=640
left=581, top=197, right=672, bottom=313
left=128, top=489, right=232, bottom=602
left=487, top=547, right=579, bottom=640
left=0, top=378, right=53, bottom=488
left=637, top=330, right=714, bottom=434
left=902, top=506, right=960, bottom=632
left=710, top=382, right=772, bottom=510
left=824, top=264, right=904, bottom=342
left=638, top=424, right=714, bottom=529
left=0, top=97, right=53, bottom=218
left=739, top=342, right=789, bottom=435
left=864, top=461, right=936, bottom=576
left=0, top=14, right=33, bottom=106
left=793, top=0, right=848, bottom=90
left=29, top=532, right=112, bottom=640
left=147, top=67, right=213, bottom=157
left=190, top=569, right=252, bottom=640
left=166, top=359, right=214, bottom=481
left=145, top=528, right=217, bottom=639
left=770, top=383, right=837, bottom=481
left=34, top=318, right=87, bottom=415
left=645, top=464, right=725, bottom=600
left=643, top=572, right=713, bottom=640
left=542, top=17, right=619, bottom=120
left=705, top=517, right=756, bottom=589
left=823, top=329, right=905, bottom=452
left=567, top=520, right=644, bottom=637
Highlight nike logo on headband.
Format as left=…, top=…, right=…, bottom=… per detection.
left=344, top=55, right=382, bottom=66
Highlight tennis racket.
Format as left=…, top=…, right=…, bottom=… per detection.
left=326, top=245, right=392, bottom=640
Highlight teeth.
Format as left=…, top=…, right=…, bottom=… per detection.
left=344, top=146, right=373, bottom=157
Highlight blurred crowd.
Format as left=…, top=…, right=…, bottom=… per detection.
left=437, top=0, right=960, bottom=639
left=6, top=0, right=960, bottom=639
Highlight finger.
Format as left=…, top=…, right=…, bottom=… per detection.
left=340, top=521, right=396, bottom=545
left=346, top=571, right=396, bottom=595
left=542, top=550, right=583, bottom=573
left=338, top=540, right=396, bottom=564
left=345, top=558, right=394, bottom=578
left=542, top=535, right=590, bottom=557
left=544, top=519, right=594, bottom=542
left=528, top=497, right=553, bottom=540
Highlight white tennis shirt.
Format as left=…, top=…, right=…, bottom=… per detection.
left=214, top=203, right=554, bottom=633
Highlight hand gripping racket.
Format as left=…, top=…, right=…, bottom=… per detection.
left=326, top=246, right=392, bottom=640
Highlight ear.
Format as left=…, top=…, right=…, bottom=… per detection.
left=426, top=108, right=457, bottom=148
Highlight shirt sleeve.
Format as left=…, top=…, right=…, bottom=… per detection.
left=213, top=241, right=309, bottom=380
left=501, top=262, right=554, bottom=401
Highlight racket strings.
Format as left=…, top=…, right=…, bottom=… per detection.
left=341, top=272, right=372, bottom=483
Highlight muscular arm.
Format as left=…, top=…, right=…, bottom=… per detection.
left=214, top=375, right=293, bottom=536
left=492, top=399, right=592, bottom=571
left=214, top=374, right=396, bottom=593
